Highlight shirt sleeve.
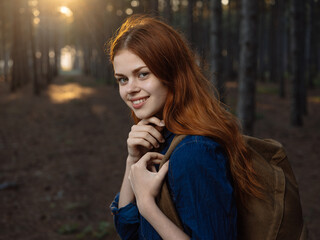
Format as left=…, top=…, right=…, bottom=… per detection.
left=168, top=137, right=237, bottom=240
left=110, top=193, right=140, bottom=240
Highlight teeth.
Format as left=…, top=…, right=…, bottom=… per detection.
left=133, top=98, right=147, bottom=104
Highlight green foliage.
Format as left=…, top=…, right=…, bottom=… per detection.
left=76, top=221, right=114, bottom=239
left=257, top=86, right=278, bottom=95
left=49, top=202, right=56, bottom=209
left=65, top=201, right=89, bottom=211
left=57, top=221, right=114, bottom=238
left=93, top=221, right=114, bottom=239
left=57, top=223, right=79, bottom=235
left=76, top=225, right=93, bottom=239
left=313, top=73, right=320, bottom=87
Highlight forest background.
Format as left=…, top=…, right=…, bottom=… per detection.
left=0, top=0, right=319, bottom=239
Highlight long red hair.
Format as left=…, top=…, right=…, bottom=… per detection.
left=107, top=15, right=262, bottom=204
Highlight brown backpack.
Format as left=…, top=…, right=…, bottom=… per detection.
left=156, top=135, right=307, bottom=240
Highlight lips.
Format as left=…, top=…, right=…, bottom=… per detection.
left=130, top=97, right=149, bottom=109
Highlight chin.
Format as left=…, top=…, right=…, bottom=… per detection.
left=134, top=113, right=153, bottom=120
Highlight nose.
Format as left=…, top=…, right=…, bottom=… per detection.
left=126, top=78, right=140, bottom=94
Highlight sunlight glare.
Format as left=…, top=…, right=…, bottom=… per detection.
left=61, top=46, right=74, bottom=71
left=32, top=9, right=40, bottom=17
left=28, top=0, right=38, bottom=7
left=172, top=0, right=179, bottom=12
left=131, top=0, right=139, bottom=7
left=196, top=1, right=203, bottom=8
left=125, top=8, right=133, bottom=15
left=49, top=51, right=55, bottom=58
left=181, top=0, right=188, bottom=7
left=106, top=3, right=114, bottom=12
left=48, top=83, right=95, bottom=104
left=33, top=17, right=40, bottom=25
left=59, top=6, right=73, bottom=17
left=221, top=0, right=229, bottom=5
left=116, top=10, right=123, bottom=16
left=36, top=51, right=41, bottom=59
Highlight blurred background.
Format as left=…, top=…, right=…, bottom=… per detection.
left=0, top=0, right=319, bottom=239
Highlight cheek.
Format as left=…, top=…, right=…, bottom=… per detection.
left=119, top=88, right=127, bottom=102
left=158, top=86, right=168, bottom=100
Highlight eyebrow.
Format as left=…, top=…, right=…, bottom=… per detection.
left=114, top=66, right=148, bottom=77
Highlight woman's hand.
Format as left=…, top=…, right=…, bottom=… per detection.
left=128, top=153, right=190, bottom=240
left=127, top=117, right=165, bottom=164
left=128, top=152, right=169, bottom=210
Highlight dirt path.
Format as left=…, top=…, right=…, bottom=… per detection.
left=0, top=75, right=319, bottom=239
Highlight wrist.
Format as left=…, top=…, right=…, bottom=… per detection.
left=126, top=155, right=139, bottom=166
left=137, top=197, right=157, bottom=217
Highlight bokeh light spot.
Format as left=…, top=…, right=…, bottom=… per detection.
left=125, top=8, right=133, bottom=15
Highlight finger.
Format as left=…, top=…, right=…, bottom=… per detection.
left=139, top=152, right=164, bottom=166
left=127, top=138, right=153, bottom=150
left=147, top=159, right=162, bottom=165
left=137, top=117, right=165, bottom=127
left=131, top=125, right=165, bottom=143
left=150, top=165, right=157, bottom=172
left=138, top=117, right=165, bottom=134
left=146, top=159, right=162, bottom=171
left=129, top=131, right=160, bottom=148
left=157, top=161, right=169, bottom=180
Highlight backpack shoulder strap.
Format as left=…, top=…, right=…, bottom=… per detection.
left=159, top=134, right=187, bottom=168
left=157, top=134, right=187, bottom=230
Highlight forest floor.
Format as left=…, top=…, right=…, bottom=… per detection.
left=0, top=74, right=319, bottom=240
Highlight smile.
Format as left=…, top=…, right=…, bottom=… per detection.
left=132, top=98, right=147, bottom=104
left=131, top=97, right=149, bottom=109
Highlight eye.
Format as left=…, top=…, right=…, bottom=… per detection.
left=138, top=72, right=149, bottom=79
left=116, top=77, right=128, bottom=85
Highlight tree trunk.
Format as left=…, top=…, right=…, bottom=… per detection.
left=45, top=4, right=53, bottom=84
left=257, top=0, right=267, bottom=82
left=0, top=0, right=8, bottom=83
left=11, top=0, right=23, bottom=92
left=163, top=0, right=172, bottom=23
left=28, top=3, right=40, bottom=96
left=307, top=0, right=315, bottom=89
left=237, top=0, right=259, bottom=135
left=310, top=0, right=320, bottom=88
left=39, top=0, right=46, bottom=85
left=278, top=0, right=288, bottom=98
left=141, top=0, right=158, bottom=15
left=199, top=0, right=210, bottom=69
left=187, top=0, right=196, bottom=48
left=150, top=0, right=159, bottom=15
left=269, top=2, right=277, bottom=82
left=225, top=0, right=234, bottom=80
left=289, top=0, right=306, bottom=126
left=304, top=0, right=312, bottom=106
left=53, top=18, right=59, bottom=78
left=232, top=0, right=241, bottom=78
left=209, top=0, right=224, bottom=100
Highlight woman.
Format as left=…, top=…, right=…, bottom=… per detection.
left=108, top=15, right=262, bottom=240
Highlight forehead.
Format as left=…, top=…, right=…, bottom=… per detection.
left=113, top=50, right=146, bottom=73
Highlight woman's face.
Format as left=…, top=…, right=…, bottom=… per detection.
left=113, top=50, right=168, bottom=120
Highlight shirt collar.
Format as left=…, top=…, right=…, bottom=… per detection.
left=162, top=127, right=174, bottom=141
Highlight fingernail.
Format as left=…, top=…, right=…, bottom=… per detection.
left=159, top=120, right=165, bottom=126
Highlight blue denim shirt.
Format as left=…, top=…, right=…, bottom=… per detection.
left=110, top=130, right=237, bottom=240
